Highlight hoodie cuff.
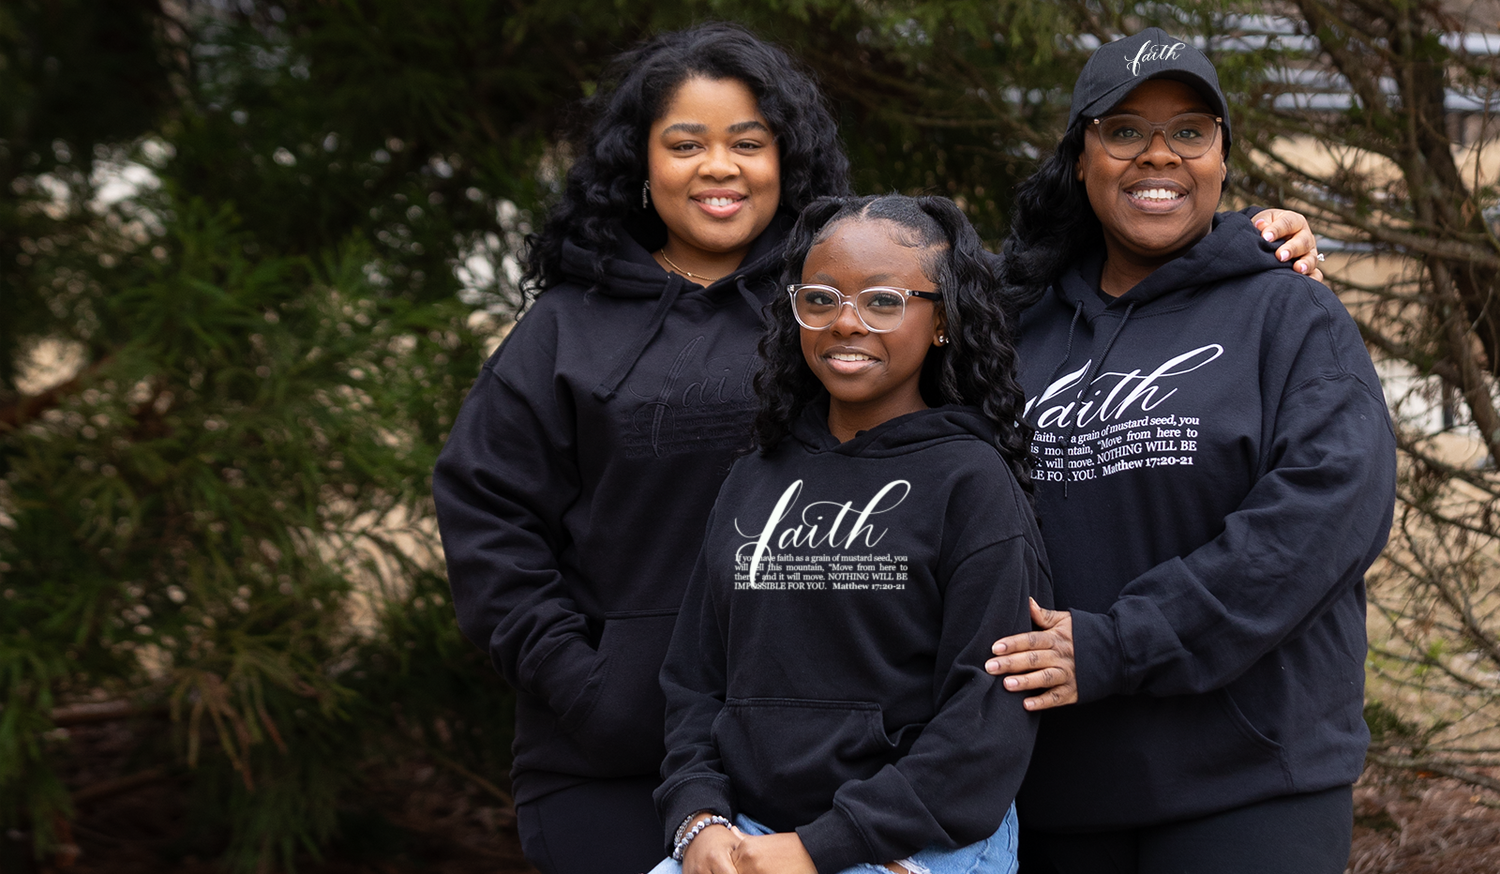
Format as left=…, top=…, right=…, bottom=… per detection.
left=657, top=777, right=734, bottom=853
left=1071, top=609, right=1127, bottom=704
left=797, top=805, right=872, bottom=874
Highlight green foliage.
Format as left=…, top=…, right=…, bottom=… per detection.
left=5, top=0, right=1468, bottom=868
left=1, top=1, right=586, bottom=865
left=1, top=183, right=482, bottom=864
left=1365, top=700, right=1421, bottom=744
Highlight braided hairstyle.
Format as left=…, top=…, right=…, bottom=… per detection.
left=522, top=22, right=850, bottom=295
left=753, top=194, right=1034, bottom=491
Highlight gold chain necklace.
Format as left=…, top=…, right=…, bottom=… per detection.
left=658, top=249, right=713, bottom=282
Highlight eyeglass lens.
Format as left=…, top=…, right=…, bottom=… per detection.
left=792, top=286, right=910, bottom=332
left=1095, top=113, right=1220, bottom=160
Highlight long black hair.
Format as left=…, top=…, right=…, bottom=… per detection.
left=521, top=23, right=850, bottom=295
left=995, top=124, right=1098, bottom=316
left=753, top=194, right=1034, bottom=492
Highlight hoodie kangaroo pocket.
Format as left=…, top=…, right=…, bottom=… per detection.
left=558, top=609, right=679, bottom=776
left=713, top=698, right=905, bottom=828
left=1216, top=686, right=1285, bottom=758
left=1019, top=691, right=1294, bottom=831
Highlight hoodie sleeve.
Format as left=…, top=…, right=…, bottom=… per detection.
left=431, top=318, right=599, bottom=722
left=796, top=529, right=1046, bottom=871
left=655, top=528, right=735, bottom=850
left=1071, top=282, right=1397, bottom=703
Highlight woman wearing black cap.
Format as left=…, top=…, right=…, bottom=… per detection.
left=985, top=28, right=1396, bottom=874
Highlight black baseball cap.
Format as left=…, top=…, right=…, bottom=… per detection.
left=1067, top=27, right=1232, bottom=148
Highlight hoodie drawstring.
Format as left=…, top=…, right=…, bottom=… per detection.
left=1038, top=300, right=1086, bottom=409
left=1062, top=300, right=1136, bottom=499
left=1029, top=300, right=1084, bottom=496
left=592, top=274, right=686, bottom=401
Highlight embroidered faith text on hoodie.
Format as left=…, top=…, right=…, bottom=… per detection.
left=1014, top=211, right=1396, bottom=831
left=657, top=402, right=1051, bottom=871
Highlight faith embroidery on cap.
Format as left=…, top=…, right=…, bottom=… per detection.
left=1124, top=40, right=1186, bottom=77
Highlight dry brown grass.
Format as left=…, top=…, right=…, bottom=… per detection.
left=1351, top=768, right=1500, bottom=873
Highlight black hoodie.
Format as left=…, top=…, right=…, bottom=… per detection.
left=656, top=401, right=1049, bottom=872
left=432, top=217, right=792, bottom=804
left=1013, top=212, right=1396, bottom=830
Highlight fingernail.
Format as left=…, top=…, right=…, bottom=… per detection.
left=1262, top=230, right=1275, bottom=241
left=1296, top=263, right=1308, bottom=273
left=986, top=660, right=999, bottom=672
left=1024, top=699, right=1036, bottom=709
left=1277, top=249, right=1289, bottom=261
left=1005, top=678, right=1019, bottom=689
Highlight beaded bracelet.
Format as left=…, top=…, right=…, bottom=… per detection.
left=672, top=811, right=709, bottom=847
left=671, top=814, right=732, bottom=862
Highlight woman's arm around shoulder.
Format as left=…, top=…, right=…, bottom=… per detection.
left=1243, top=206, right=1325, bottom=281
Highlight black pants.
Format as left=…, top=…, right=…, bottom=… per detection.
left=1018, top=785, right=1353, bottom=874
left=515, top=775, right=664, bottom=874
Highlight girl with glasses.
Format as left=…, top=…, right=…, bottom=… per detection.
left=651, top=194, right=1047, bottom=874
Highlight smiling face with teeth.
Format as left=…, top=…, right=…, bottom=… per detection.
left=797, top=218, right=946, bottom=442
left=647, top=76, right=781, bottom=282
left=1076, top=79, right=1227, bottom=295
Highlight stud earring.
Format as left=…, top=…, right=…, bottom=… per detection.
left=936, top=334, right=948, bottom=346
left=642, top=180, right=651, bottom=209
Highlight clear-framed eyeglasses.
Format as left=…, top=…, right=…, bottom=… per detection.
left=787, top=284, right=942, bottom=333
left=1091, top=112, right=1223, bottom=160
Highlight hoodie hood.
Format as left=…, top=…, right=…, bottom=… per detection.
left=788, top=395, right=1000, bottom=458
left=566, top=212, right=796, bottom=401
left=1060, top=211, right=1286, bottom=317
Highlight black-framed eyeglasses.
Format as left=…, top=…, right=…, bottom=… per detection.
left=1091, top=112, right=1223, bottom=160
left=787, top=284, right=941, bottom=333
